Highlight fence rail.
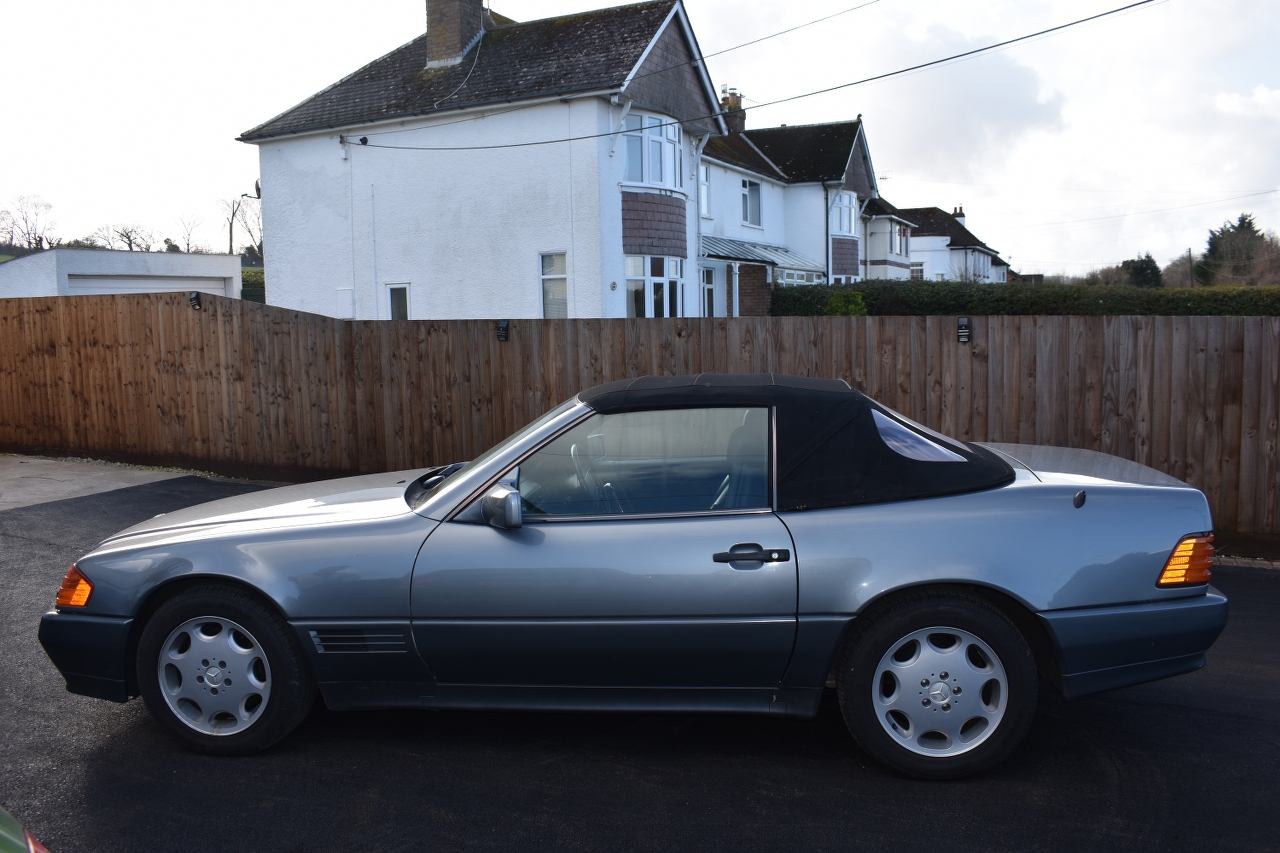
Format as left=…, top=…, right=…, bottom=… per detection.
left=1, top=294, right=1276, bottom=533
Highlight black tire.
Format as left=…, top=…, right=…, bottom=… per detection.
left=836, top=587, right=1037, bottom=779
left=137, top=584, right=316, bottom=755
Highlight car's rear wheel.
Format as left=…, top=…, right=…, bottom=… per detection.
left=836, top=588, right=1037, bottom=779
left=137, top=584, right=315, bottom=755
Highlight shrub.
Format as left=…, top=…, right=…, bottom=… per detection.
left=823, top=291, right=867, bottom=316
left=241, top=268, right=264, bottom=287
left=770, top=281, right=1280, bottom=316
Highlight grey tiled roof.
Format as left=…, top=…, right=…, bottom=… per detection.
left=896, top=206, right=999, bottom=255
left=240, top=1, right=677, bottom=141
left=702, top=134, right=786, bottom=180
left=744, top=121, right=861, bottom=183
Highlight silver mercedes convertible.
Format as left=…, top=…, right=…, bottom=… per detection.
left=39, top=374, right=1227, bottom=778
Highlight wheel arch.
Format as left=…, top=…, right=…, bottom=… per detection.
left=845, top=581, right=1063, bottom=691
left=124, top=574, right=295, bottom=698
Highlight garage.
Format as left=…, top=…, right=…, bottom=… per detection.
left=0, top=248, right=242, bottom=299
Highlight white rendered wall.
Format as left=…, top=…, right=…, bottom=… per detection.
left=700, top=159, right=788, bottom=247
left=0, top=251, right=57, bottom=297
left=909, top=235, right=952, bottom=281
left=258, top=98, right=611, bottom=320
left=0, top=249, right=240, bottom=299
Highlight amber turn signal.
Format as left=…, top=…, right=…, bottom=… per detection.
left=1157, top=534, right=1214, bottom=587
left=55, top=564, right=93, bottom=607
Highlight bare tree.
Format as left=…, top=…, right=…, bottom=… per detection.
left=176, top=214, right=203, bottom=253
left=236, top=197, right=262, bottom=250
left=0, top=209, right=14, bottom=246
left=92, top=224, right=156, bottom=251
left=220, top=198, right=243, bottom=255
left=7, top=196, right=55, bottom=249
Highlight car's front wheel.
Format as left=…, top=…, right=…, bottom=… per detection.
left=136, top=584, right=315, bottom=755
left=836, top=588, right=1038, bottom=779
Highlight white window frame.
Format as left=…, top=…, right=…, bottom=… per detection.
left=831, top=192, right=855, bottom=236
left=540, top=252, right=568, bottom=319
left=741, top=179, right=762, bottom=227
left=622, top=113, right=684, bottom=191
left=384, top=282, right=411, bottom=320
left=700, top=267, right=715, bottom=316
left=624, top=255, right=684, bottom=318
left=699, top=164, right=711, bottom=218
left=910, top=262, right=924, bottom=281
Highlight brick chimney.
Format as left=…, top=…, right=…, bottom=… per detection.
left=425, top=0, right=485, bottom=68
left=953, top=205, right=966, bottom=226
left=720, top=86, right=745, bottom=134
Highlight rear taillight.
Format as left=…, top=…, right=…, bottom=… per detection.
left=55, top=564, right=93, bottom=607
left=1157, top=534, right=1213, bottom=587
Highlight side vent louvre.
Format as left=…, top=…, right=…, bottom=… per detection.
left=309, top=628, right=408, bottom=654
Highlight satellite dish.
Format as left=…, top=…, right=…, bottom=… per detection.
left=254, top=179, right=261, bottom=199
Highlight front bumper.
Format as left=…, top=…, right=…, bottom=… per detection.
left=38, top=610, right=134, bottom=702
left=1039, top=587, right=1228, bottom=698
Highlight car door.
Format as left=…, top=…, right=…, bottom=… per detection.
left=411, top=406, right=797, bottom=688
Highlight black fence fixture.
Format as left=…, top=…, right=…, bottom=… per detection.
left=496, top=320, right=510, bottom=342
left=957, top=316, right=971, bottom=343
left=189, top=292, right=203, bottom=311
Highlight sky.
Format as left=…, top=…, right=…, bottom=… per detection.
left=4, top=0, right=1278, bottom=274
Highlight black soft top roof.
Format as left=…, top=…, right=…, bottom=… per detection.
left=579, top=374, right=1014, bottom=511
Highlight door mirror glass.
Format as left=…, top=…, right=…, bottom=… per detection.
left=517, top=408, right=769, bottom=518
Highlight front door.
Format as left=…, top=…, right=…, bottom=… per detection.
left=411, top=407, right=796, bottom=688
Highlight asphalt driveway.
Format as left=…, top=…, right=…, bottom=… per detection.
left=1, top=472, right=1276, bottom=852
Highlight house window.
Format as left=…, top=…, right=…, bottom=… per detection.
left=386, top=283, right=409, bottom=320
left=910, top=262, right=924, bottom=281
left=701, top=267, right=715, bottom=316
left=623, top=113, right=682, bottom=190
left=741, top=179, right=761, bottom=226
left=541, top=253, right=568, bottom=318
left=625, top=255, right=683, bottom=318
left=832, top=192, right=855, bottom=235
left=699, top=164, right=711, bottom=217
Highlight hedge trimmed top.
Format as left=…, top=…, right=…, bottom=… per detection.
left=772, top=282, right=1280, bottom=316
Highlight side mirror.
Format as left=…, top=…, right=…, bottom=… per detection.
left=481, top=485, right=522, bottom=529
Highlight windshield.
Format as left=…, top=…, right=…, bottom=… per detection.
left=405, top=397, right=582, bottom=511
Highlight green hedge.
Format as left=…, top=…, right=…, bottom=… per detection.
left=771, top=282, right=1280, bottom=316
left=240, top=268, right=265, bottom=303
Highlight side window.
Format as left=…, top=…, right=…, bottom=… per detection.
left=518, top=408, right=770, bottom=518
left=872, top=410, right=965, bottom=462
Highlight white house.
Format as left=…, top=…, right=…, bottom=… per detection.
left=241, top=0, right=726, bottom=321
left=0, top=249, right=242, bottom=299
left=901, top=206, right=1007, bottom=282
left=241, top=0, right=933, bottom=320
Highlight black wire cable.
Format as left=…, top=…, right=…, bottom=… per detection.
left=355, top=0, right=1162, bottom=152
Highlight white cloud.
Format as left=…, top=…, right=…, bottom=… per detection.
left=1215, top=85, right=1280, bottom=120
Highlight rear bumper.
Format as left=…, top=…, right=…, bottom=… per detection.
left=1038, top=587, right=1227, bottom=698
left=38, top=610, right=134, bottom=703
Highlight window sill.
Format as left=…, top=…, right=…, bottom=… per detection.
left=619, top=183, right=689, bottom=200
left=740, top=222, right=765, bottom=231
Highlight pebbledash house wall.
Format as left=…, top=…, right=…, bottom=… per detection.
left=259, top=96, right=704, bottom=320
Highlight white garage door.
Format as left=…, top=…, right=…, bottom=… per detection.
left=66, top=275, right=231, bottom=296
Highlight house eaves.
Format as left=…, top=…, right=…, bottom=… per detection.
left=620, top=1, right=727, bottom=137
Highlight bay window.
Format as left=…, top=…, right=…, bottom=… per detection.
left=622, top=113, right=683, bottom=190
left=832, top=192, right=855, bottom=235
left=625, top=255, right=684, bottom=318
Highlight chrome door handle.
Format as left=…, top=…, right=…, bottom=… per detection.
left=713, top=548, right=790, bottom=563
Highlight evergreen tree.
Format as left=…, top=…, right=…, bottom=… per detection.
left=1120, top=253, right=1163, bottom=288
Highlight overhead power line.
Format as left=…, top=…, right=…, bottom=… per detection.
left=355, top=0, right=1163, bottom=152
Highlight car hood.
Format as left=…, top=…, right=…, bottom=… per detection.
left=101, top=469, right=432, bottom=546
left=979, top=443, right=1188, bottom=487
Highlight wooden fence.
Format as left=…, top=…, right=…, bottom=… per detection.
left=0, top=294, right=1276, bottom=534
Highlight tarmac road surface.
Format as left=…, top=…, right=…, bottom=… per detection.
left=1, top=472, right=1275, bottom=853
